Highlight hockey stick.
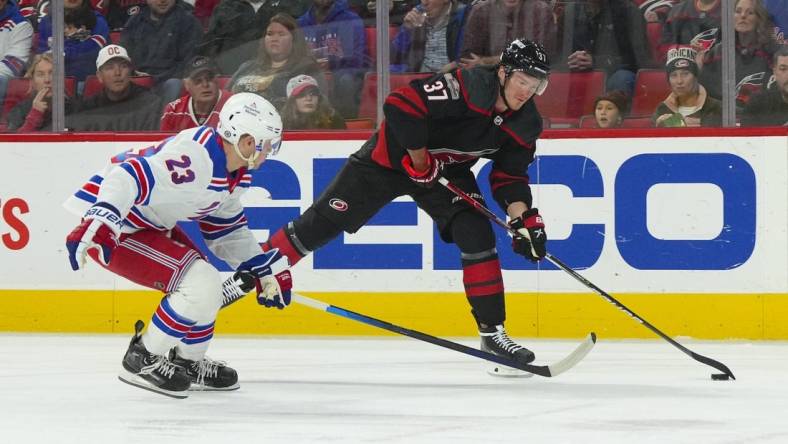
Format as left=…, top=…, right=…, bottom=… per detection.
left=438, top=176, right=736, bottom=380
left=220, top=274, right=596, bottom=377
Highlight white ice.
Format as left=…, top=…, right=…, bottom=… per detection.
left=0, top=334, right=785, bottom=444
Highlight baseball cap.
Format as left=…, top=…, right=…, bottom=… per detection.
left=96, top=44, right=131, bottom=70
left=665, top=46, right=699, bottom=76
left=185, top=56, right=219, bottom=80
left=286, top=74, right=319, bottom=98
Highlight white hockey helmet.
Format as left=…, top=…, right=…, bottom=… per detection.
left=217, top=92, right=283, bottom=168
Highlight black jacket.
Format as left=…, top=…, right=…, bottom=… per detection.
left=560, top=0, right=653, bottom=73
left=741, top=87, right=788, bottom=126
left=68, top=83, right=162, bottom=131
left=120, top=1, right=203, bottom=83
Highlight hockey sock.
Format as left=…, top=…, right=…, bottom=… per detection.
left=143, top=260, right=222, bottom=357
left=143, top=296, right=197, bottom=356
left=462, top=253, right=506, bottom=327
left=177, top=321, right=215, bottom=361
left=451, top=211, right=506, bottom=326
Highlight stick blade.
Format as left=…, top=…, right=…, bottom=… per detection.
left=545, top=332, right=597, bottom=377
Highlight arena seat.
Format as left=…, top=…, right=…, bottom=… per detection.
left=344, top=118, right=375, bottom=129
left=109, top=31, right=121, bottom=44
left=82, top=75, right=155, bottom=98
left=579, top=114, right=597, bottom=128
left=547, top=117, right=580, bottom=128
left=1, top=77, right=77, bottom=121
left=577, top=114, right=653, bottom=128
left=533, top=70, right=606, bottom=120
left=365, top=26, right=399, bottom=63
left=630, top=69, right=671, bottom=117
left=622, top=116, right=653, bottom=128
left=357, top=72, right=432, bottom=120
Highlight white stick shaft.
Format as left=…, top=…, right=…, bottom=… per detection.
left=292, top=293, right=330, bottom=311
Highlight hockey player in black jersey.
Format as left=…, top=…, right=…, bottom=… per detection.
left=260, top=38, right=550, bottom=372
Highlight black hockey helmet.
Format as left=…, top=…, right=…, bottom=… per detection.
left=499, top=38, right=551, bottom=95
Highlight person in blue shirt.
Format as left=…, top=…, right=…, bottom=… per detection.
left=298, top=0, right=366, bottom=118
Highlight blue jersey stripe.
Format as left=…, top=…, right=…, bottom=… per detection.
left=200, top=224, right=246, bottom=240
left=137, top=157, right=156, bottom=205
left=200, top=212, right=244, bottom=225
left=118, top=163, right=142, bottom=203
left=74, top=190, right=97, bottom=203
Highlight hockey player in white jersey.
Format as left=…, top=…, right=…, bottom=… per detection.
left=65, top=93, right=291, bottom=399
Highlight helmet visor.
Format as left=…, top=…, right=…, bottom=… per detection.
left=535, top=77, right=549, bottom=96
left=511, top=71, right=550, bottom=96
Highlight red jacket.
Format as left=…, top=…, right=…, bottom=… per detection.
left=160, top=90, right=230, bottom=132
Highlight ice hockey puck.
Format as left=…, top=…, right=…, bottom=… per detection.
left=711, top=373, right=730, bottom=380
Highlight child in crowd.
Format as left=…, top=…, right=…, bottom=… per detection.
left=281, top=74, right=345, bottom=130
left=593, top=90, right=628, bottom=128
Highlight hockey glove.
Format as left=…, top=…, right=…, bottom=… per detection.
left=255, top=270, right=293, bottom=309
left=66, top=202, right=123, bottom=271
left=237, top=249, right=292, bottom=309
left=401, top=151, right=443, bottom=188
left=509, top=208, right=547, bottom=262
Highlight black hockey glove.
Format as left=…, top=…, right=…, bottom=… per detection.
left=509, top=208, right=547, bottom=262
left=401, top=151, right=443, bottom=188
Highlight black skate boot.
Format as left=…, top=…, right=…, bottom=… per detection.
left=118, top=320, right=191, bottom=399
left=479, top=324, right=536, bottom=376
left=171, top=352, right=239, bottom=391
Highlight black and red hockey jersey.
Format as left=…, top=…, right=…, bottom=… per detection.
left=356, top=66, right=542, bottom=211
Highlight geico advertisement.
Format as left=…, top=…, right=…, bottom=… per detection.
left=1, top=136, right=786, bottom=293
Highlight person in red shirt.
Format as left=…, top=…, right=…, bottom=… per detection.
left=160, top=55, right=230, bottom=131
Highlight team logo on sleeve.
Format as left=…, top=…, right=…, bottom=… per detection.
left=329, top=198, right=348, bottom=212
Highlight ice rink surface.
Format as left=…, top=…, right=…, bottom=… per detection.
left=0, top=333, right=785, bottom=444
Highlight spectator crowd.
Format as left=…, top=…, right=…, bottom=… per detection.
left=0, top=0, right=784, bottom=132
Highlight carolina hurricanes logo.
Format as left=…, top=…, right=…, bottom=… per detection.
left=329, top=198, right=348, bottom=212
left=690, top=28, right=720, bottom=51
left=736, top=72, right=767, bottom=104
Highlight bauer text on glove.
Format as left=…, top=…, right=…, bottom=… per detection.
left=509, top=208, right=547, bottom=262
left=66, top=202, right=123, bottom=271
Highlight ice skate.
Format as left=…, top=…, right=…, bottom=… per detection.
left=171, top=353, right=239, bottom=391
left=118, top=320, right=191, bottom=398
left=480, top=324, right=535, bottom=377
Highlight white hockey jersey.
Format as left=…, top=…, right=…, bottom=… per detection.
left=64, top=126, right=262, bottom=269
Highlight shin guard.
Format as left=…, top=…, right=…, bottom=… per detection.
left=462, top=250, right=506, bottom=327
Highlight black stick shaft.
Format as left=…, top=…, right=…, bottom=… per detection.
left=437, top=177, right=736, bottom=379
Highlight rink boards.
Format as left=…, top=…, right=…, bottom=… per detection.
left=1, top=129, right=786, bottom=338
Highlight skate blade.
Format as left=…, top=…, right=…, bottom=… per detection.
left=487, top=365, right=533, bottom=378
left=118, top=370, right=189, bottom=399
left=188, top=382, right=240, bottom=392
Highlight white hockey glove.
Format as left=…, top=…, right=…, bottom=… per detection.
left=237, top=249, right=292, bottom=309
left=66, top=203, right=123, bottom=271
